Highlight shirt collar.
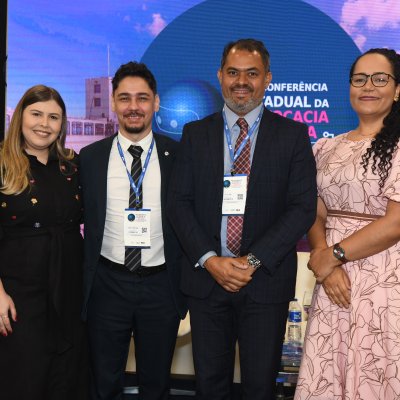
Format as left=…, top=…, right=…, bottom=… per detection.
left=117, top=131, right=154, bottom=155
left=223, top=102, right=264, bottom=131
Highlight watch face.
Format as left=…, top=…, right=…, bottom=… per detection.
left=247, top=254, right=261, bottom=269
left=334, top=245, right=345, bottom=261
left=336, top=248, right=344, bottom=257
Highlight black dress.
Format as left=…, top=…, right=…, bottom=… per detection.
left=0, top=152, right=88, bottom=400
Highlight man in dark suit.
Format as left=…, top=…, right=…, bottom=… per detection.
left=167, top=39, right=317, bottom=400
left=80, top=61, right=186, bottom=400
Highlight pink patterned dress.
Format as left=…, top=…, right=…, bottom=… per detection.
left=295, top=133, right=400, bottom=400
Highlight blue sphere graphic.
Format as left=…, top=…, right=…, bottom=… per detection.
left=143, top=0, right=360, bottom=142
left=154, top=80, right=223, bottom=138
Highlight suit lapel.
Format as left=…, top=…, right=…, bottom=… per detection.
left=247, top=108, right=277, bottom=197
left=95, top=135, right=116, bottom=224
left=153, top=133, right=173, bottom=207
left=208, top=113, right=224, bottom=182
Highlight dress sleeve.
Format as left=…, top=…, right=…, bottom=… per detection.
left=312, top=137, right=329, bottom=166
left=382, top=145, right=400, bottom=202
left=312, top=138, right=329, bottom=199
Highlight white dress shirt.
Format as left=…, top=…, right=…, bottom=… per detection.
left=101, top=131, right=165, bottom=266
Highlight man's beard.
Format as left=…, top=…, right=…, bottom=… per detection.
left=224, top=94, right=262, bottom=115
left=124, top=124, right=146, bottom=134
left=120, top=111, right=147, bottom=135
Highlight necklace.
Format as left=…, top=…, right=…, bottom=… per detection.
left=352, top=129, right=377, bottom=139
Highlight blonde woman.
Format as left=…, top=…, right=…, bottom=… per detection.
left=0, top=85, right=87, bottom=400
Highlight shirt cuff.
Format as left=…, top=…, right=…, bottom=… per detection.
left=196, top=251, right=217, bottom=268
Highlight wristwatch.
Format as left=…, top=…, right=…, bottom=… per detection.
left=247, top=253, right=262, bottom=270
left=333, top=243, right=348, bottom=263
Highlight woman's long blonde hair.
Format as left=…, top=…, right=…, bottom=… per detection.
left=0, top=85, right=74, bottom=195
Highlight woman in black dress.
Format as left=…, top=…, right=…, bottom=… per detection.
left=0, top=85, right=88, bottom=399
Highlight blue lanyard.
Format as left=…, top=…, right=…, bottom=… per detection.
left=117, top=137, right=155, bottom=208
left=222, top=106, right=264, bottom=175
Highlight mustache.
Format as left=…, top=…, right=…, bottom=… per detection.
left=231, top=84, right=253, bottom=91
left=123, top=112, right=144, bottom=118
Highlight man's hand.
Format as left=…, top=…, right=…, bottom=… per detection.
left=204, top=256, right=253, bottom=292
left=235, top=255, right=257, bottom=277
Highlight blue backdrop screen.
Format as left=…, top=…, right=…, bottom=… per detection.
left=6, top=0, right=400, bottom=150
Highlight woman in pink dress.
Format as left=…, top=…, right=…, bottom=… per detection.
left=295, top=49, right=400, bottom=399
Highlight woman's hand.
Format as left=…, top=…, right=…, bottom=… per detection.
left=322, top=266, right=351, bottom=308
left=308, top=247, right=341, bottom=283
left=0, top=290, right=17, bottom=336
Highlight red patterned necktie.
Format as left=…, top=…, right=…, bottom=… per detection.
left=227, top=118, right=250, bottom=256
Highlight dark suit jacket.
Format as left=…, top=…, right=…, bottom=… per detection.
left=167, top=108, right=317, bottom=304
left=79, top=132, right=187, bottom=320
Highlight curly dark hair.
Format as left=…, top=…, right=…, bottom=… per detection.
left=350, top=48, right=400, bottom=188
left=112, top=61, right=157, bottom=94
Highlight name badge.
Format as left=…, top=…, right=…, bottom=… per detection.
left=222, top=174, right=247, bottom=215
left=124, top=209, right=151, bottom=248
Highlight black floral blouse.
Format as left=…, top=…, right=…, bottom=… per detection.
left=0, top=152, right=82, bottom=230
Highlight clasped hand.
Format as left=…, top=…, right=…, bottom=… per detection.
left=204, top=255, right=255, bottom=292
left=308, top=247, right=351, bottom=308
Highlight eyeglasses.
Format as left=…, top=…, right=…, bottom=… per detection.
left=350, top=72, right=397, bottom=88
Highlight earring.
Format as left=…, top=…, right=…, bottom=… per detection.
left=395, top=93, right=399, bottom=102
